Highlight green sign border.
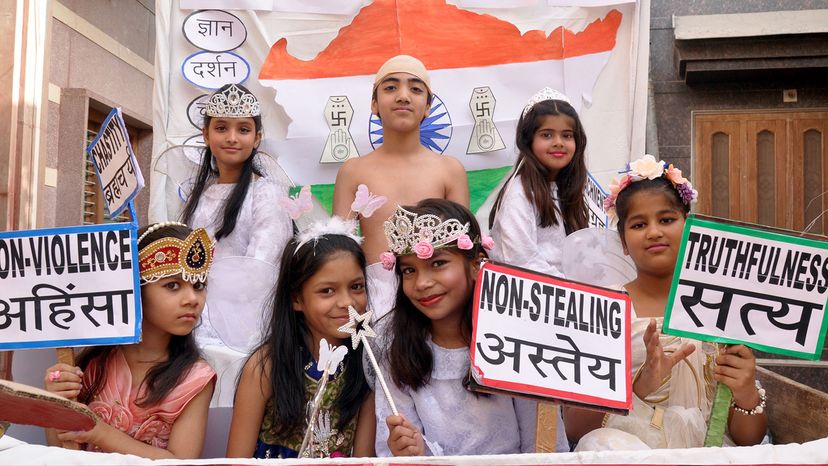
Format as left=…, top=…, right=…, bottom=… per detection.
left=664, top=214, right=828, bottom=360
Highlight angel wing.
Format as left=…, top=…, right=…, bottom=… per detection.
left=152, top=145, right=296, bottom=221
left=562, top=227, right=637, bottom=288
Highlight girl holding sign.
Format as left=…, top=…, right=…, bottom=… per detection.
left=43, top=223, right=217, bottom=459
left=565, top=155, right=767, bottom=449
left=225, top=217, right=375, bottom=459
left=488, top=87, right=588, bottom=278
left=376, top=199, right=565, bottom=456
left=181, top=83, right=293, bottom=347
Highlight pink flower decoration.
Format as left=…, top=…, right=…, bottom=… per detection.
left=665, top=164, right=688, bottom=185
left=133, top=417, right=171, bottom=448
left=413, top=241, right=434, bottom=259
left=457, top=234, right=473, bottom=250
left=380, top=251, right=396, bottom=270
left=90, top=401, right=133, bottom=433
left=330, top=451, right=346, bottom=458
left=481, top=235, right=495, bottom=251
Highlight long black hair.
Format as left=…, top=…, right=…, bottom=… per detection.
left=489, top=98, right=588, bottom=234
left=255, top=233, right=371, bottom=437
left=78, top=223, right=202, bottom=407
left=388, top=199, right=486, bottom=391
left=181, top=83, right=263, bottom=240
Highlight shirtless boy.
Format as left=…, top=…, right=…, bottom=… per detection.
left=332, top=55, right=469, bottom=319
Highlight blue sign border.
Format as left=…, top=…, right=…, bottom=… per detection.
left=180, top=50, right=251, bottom=90
left=0, top=222, right=142, bottom=350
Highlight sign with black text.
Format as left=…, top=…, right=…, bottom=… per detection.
left=585, top=172, right=609, bottom=229
left=470, top=261, right=632, bottom=412
left=0, top=223, right=142, bottom=350
left=664, top=215, right=828, bottom=360
left=86, top=108, right=144, bottom=217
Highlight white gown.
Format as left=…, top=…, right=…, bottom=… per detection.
left=189, top=178, right=293, bottom=406
left=489, top=175, right=567, bottom=278
left=371, top=321, right=568, bottom=456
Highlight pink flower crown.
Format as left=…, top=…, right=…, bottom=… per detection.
left=603, top=154, right=698, bottom=223
left=380, top=205, right=494, bottom=270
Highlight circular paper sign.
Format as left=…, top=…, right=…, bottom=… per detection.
left=181, top=51, right=250, bottom=90
left=182, top=10, right=247, bottom=52
left=187, top=94, right=209, bottom=130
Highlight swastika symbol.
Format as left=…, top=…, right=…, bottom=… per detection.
left=475, top=101, right=491, bottom=118
left=330, top=110, right=347, bottom=127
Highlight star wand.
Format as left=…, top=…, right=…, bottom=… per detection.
left=338, top=306, right=398, bottom=416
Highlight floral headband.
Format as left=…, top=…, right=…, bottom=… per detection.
left=279, top=184, right=387, bottom=254
left=137, top=222, right=214, bottom=285
left=603, top=154, right=698, bottom=223
left=380, top=205, right=494, bottom=270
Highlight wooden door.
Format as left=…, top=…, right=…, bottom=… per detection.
left=694, top=111, right=828, bottom=234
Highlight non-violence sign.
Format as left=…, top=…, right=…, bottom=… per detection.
left=0, top=223, right=141, bottom=350
left=470, top=261, right=632, bottom=411
left=664, top=215, right=828, bottom=359
left=87, top=108, right=145, bottom=217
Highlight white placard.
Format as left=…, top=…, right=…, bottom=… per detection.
left=0, top=223, right=141, bottom=350
left=665, top=216, right=828, bottom=360
left=471, top=261, right=631, bottom=410
left=87, top=108, right=145, bottom=217
left=584, top=172, right=608, bottom=229
left=183, top=10, right=247, bottom=52
left=181, top=51, right=250, bottom=90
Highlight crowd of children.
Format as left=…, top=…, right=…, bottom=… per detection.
left=40, top=55, right=768, bottom=459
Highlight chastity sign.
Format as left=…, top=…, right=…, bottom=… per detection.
left=87, top=108, right=144, bottom=217
left=470, top=261, right=631, bottom=412
left=664, top=215, right=828, bottom=360
left=0, top=223, right=141, bottom=350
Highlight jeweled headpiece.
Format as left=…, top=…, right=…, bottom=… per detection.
left=522, top=87, right=571, bottom=118
left=205, top=83, right=260, bottom=118
left=603, top=154, right=698, bottom=224
left=138, top=223, right=214, bottom=285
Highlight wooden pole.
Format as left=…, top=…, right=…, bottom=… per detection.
left=56, top=348, right=80, bottom=450
left=535, top=402, right=558, bottom=453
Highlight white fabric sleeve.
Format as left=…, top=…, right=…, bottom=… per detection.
left=493, top=182, right=563, bottom=277
left=373, top=356, right=426, bottom=457
left=246, top=180, right=292, bottom=265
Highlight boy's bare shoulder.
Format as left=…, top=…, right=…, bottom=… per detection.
left=435, top=153, right=467, bottom=173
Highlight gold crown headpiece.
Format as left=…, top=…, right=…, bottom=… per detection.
left=205, top=83, right=260, bottom=118
left=138, top=223, right=214, bottom=285
left=383, top=205, right=469, bottom=256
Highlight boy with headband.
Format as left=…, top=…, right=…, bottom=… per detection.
left=333, top=55, right=469, bottom=320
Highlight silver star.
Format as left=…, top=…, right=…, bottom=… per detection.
left=337, top=306, right=376, bottom=350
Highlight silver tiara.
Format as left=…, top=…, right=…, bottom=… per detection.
left=205, top=84, right=261, bottom=118
left=383, top=205, right=469, bottom=255
left=522, top=87, right=571, bottom=118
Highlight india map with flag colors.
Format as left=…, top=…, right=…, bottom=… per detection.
left=258, top=0, right=622, bottom=213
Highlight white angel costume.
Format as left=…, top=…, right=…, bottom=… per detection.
left=489, top=175, right=567, bottom=278
left=370, top=322, right=567, bottom=456
left=366, top=263, right=399, bottom=322
left=575, top=306, right=722, bottom=451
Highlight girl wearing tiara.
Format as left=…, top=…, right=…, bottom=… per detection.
left=565, top=156, right=767, bottom=450
left=488, top=87, right=588, bottom=277
left=226, top=217, right=375, bottom=459
left=43, top=223, right=216, bottom=458
left=181, top=83, right=293, bottom=346
left=375, top=199, right=567, bottom=456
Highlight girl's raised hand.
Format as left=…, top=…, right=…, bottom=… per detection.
left=715, top=344, right=759, bottom=409
left=44, top=363, right=83, bottom=400
left=633, top=319, right=696, bottom=400
left=386, top=414, right=424, bottom=457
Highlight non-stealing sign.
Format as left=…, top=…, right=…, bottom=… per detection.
left=0, top=223, right=142, bottom=350
left=86, top=108, right=145, bottom=217
left=664, top=215, right=828, bottom=360
left=470, top=261, right=632, bottom=412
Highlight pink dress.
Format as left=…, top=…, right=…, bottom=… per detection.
left=82, top=348, right=215, bottom=449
